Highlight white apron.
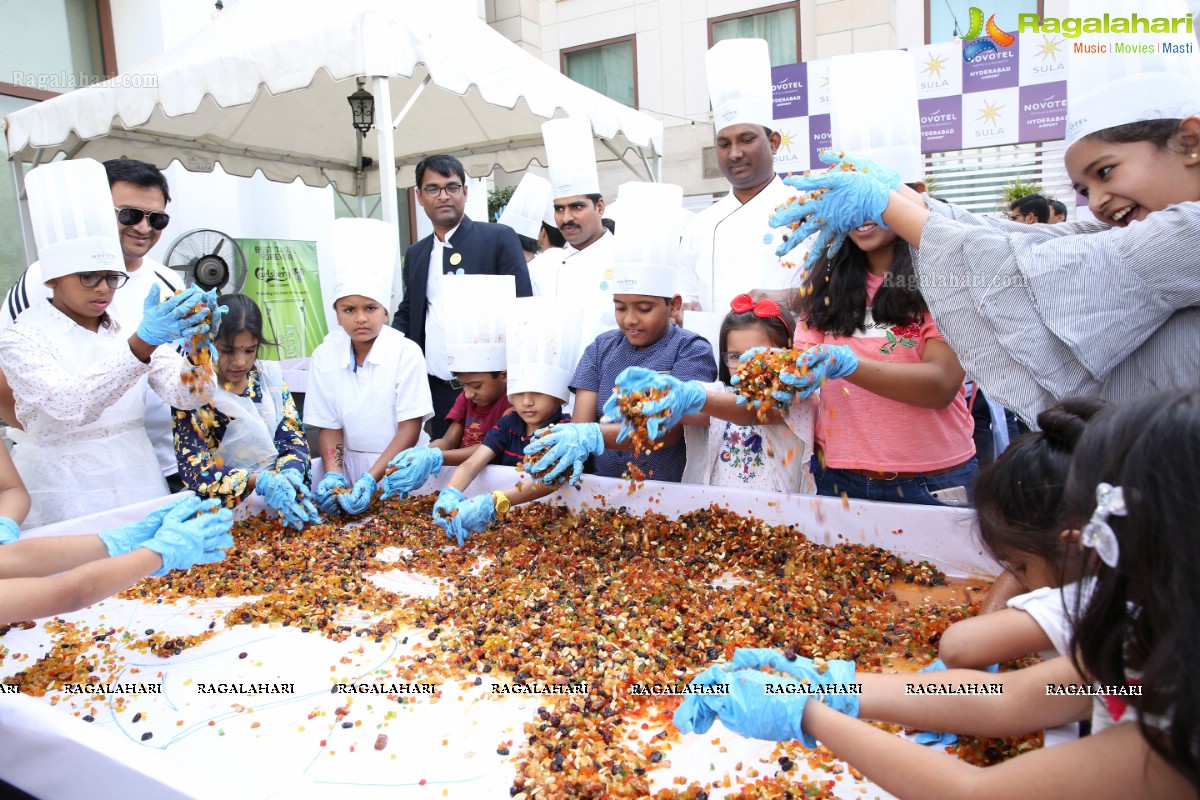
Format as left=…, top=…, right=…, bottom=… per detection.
left=211, top=361, right=285, bottom=472
left=15, top=327, right=165, bottom=530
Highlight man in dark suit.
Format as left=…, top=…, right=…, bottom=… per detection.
left=392, top=154, right=532, bottom=438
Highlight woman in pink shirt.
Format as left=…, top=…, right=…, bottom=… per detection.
left=793, top=220, right=976, bottom=505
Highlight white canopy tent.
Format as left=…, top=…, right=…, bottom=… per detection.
left=3, top=0, right=664, bottom=264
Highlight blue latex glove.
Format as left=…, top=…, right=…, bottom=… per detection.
left=315, top=471, right=349, bottom=516
left=729, top=648, right=860, bottom=718
left=601, top=367, right=708, bottom=442
left=443, top=492, right=498, bottom=547
left=523, top=423, right=604, bottom=487
left=141, top=497, right=235, bottom=576
left=0, top=517, right=19, bottom=544
left=730, top=347, right=798, bottom=409
left=255, top=469, right=320, bottom=530
left=674, top=665, right=817, bottom=747
left=432, top=487, right=467, bottom=536
left=911, top=659, right=998, bottom=745
left=381, top=447, right=444, bottom=500
left=135, top=285, right=213, bottom=346
left=337, top=472, right=377, bottom=515
left=97, top=499, right=182, bottom=557
left=770, top=150, right=901, bottom=270
left=777, top=345, right=860, bottom=402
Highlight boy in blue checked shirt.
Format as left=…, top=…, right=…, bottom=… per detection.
left=524, top=182, right=717, bottom=486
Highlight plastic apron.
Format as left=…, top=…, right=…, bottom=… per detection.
left=210, top=361, right=285, bottom=472
left=14, top=325, right=166, bottom=530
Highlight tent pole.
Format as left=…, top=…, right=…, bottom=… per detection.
left=355, top=133, right=367, bottom=216
left=373, top=75, right=398, bottom=228
left=599, top=139, right=646, bottom=181
left=636, top=146, right=659, bottom=183
left=9, top=158, right=35, bottom=267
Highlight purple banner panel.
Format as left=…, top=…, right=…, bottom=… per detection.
left=919, top=96, right=962, bottom=152
left=772, top=62, right=808, bottom=119
left=1018, top=81, right=1067, bottom=143
left=962, top=35, right=1019, bottom=93
left=808, top=114, right=831, bottom=167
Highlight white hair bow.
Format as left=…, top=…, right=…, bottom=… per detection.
left=1080, top=482, right=1125, bottom=568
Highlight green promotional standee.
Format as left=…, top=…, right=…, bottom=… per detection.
left=237, top=239, right=327, bottom=360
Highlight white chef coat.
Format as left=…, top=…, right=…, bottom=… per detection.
left=679, top=176, right=803, bottom=312
left=2, top=256, right=186, bottom=478
left=526, top=230, right=618, bottom=362
left=0, top=299, right=211, bottom=529
left=304, top=326, right=433, bottom=478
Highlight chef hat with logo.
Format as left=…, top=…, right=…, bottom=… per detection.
left=830, top=50, right=923, bottom=183
left=330, top=218, right=398, bottom=308
left=27, top=158, right=125, bottom=283
left=506, top=296, right=583, bottom=403
left=706, top=39, right=774, bottom=133
left=443, top=274, right=515, bottom=372
left=1066, top=0, right=1200, bottom=148
left=610, top=182, right=684, bottom=298
left=498, top=173, right=554, bottom=240
left=543, top=118, right=601, bottom=199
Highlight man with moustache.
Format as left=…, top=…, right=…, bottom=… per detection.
left=526, top=118, right=619, bottom=370
left=392, top=154, right=531, bottom=438
left=679, top=39, right=805, bottom=315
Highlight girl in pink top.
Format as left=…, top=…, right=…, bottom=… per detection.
left=793, top=221, right=976, bottom=504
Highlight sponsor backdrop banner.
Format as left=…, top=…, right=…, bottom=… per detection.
left=237, top=238, right=327, bottom=360
left=771, top=33, right=1068, bottom=174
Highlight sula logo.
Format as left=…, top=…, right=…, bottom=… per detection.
left=963, top=7, right=1016, bottom=61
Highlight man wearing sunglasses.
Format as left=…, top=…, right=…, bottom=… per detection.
left=1, top=158, right=187, bottom=490
left=392, top=154, right=532, bottom=439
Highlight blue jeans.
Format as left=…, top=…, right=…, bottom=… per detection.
left=812, top=457, right=979, bottom=506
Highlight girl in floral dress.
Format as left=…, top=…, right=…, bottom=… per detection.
left=680, top=294, right=815, bottom=494
left=794, top=223, right=976, bottom=505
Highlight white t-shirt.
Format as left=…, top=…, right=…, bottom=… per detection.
left=305, top=326, right=433, bottom=470
left=1, top=257, right=186, bottom=477
left=1005, top=578, right=1096, bottom=659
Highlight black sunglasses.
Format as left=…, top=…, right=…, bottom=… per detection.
left=114, top=206, right=171, bottom=230
left=78, top=272, right=130, bottom=289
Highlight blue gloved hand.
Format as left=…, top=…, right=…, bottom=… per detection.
left=601, top=367, right=708, bottom=442
left=97, top=498, right=182, bottom=557
left=729, top=648, right=860, bottom=718
left=432, top=487, right=467, bottom=536
left=770, top=150, right=901, bottom=270
left=135, top=285, right=213, bottom=346
left=0, top=517, right=19, bottom=544
left=443, top=492, right=498, bottom=547
left=255, top=469, right=320, bottom=530
left=730, top=348, right=798, bottom=409
left=674, top=665, right=818, bottom=747
left=315, top=471, right=349, bottom=516
left=337, top=472, right=377, bottom=515
left=381, top=447, right=444, bottom=500
left=523, top=423, right=604, bottom=487
left=777, top=345, right=860, bottom=402
left=140, top=496, right=235, bottom=576
left=910, top=659, right=998, bottom=745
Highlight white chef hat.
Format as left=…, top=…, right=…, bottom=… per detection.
left=443, top=273, right=515, bottom=372
left=506, top=296, right=583, bottom=403
left=543, top=118, right=600, bottom=199
left=330, top=218, right=398, bottom=308
left=498, top=173, right=553, bottom=240
left=1066, top=0, right=1200, bottom=148
left=27, top=159, right=124, bottom=283
left=830, top=50, right=923, bottom=183
left=610, top=182, right=684, bottom=298
left=706, top=39, right=774, bottom=133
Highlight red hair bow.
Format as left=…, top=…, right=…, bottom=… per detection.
left=730, top=293, right=781, bottom=319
